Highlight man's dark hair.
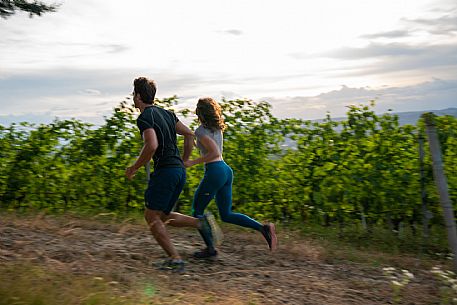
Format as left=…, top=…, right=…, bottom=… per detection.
left=133, top=77, right=157, bottom=104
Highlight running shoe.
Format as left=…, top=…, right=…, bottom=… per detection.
left=261, top=223, right=278, bottom=251
left=157, top=258, right=185, bottom=273
left=193, top=247, right=218, bottom=259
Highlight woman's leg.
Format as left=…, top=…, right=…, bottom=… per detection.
left=215, top=167, right=278, bottom=250
left=191, top=162, right=227, bottom=217
left=191, top=164, right=225, bottom=254
left=191, top=180, right=216, bottom=218
left=215, top=165, right=263, bottom=231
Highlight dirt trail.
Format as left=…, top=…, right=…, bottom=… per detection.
left=0, top=214, right=441, bottom=304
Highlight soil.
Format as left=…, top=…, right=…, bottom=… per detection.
left=0, top=213, right=443, bottom=304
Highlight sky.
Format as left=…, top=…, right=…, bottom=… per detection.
left=0, top=0, right=456, bottom=125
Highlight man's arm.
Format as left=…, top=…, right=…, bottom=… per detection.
left=176, top=121, right=194, bottom=162
left=125, top=128, right=158, bottom=180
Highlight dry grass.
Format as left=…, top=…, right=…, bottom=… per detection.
left=0, top=211, right=449, bottom=305
left=0, top=263, right=261, bottom=305
left=0, top=263, right=140, bottom=305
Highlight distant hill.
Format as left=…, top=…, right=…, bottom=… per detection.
left=393, top=108, right=457, bottom=125
left=312, top=108, right=457, bottom=126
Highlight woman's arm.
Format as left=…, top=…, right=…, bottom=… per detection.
left=184, top=135, right=221, bottom=167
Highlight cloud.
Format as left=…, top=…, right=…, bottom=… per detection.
left=286, top=7, right=457, bottom=80
left=219, top=91, right=239, bottom=99
left=361, top=10, right=457, bottom=40
left=0, top=113, right=55, bottom=126
left=78, top=89, right=102, bottom=96
left=406, top=14, right=457, bottom=35
left=0, top=68, right=240, bottom=124
left=1, top=76, right=456, bottom=125
left=360, top=6, right=457, bottom=40
left=290, top=41, right=457, bottom=75
left=221, top=29, right=243, bottom=36
left=262, top=78, right=457, bottom=120
left=322, top=43, right=457, bottom=77
left=2, top=58, right=456, bottom=127
left=361, top=30, right=411, bottom=39
left=0, top=69, right=131, bottom=97
left=324, top=42, right=427, bottom=59
left=105, top=44, right=129, bottom=54
left=0, top=30, right=130, bottom=71
left=0, top=69, right=136, bottom=122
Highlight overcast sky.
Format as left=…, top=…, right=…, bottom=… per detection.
left=1, top=0, right=456, bottom=125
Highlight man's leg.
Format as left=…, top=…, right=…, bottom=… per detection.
left=144, top=208, right=181, bottom=260
left=163, top=212, right=222, bottom=247
left=158, top=167, right=200, bottom=228
left=163, top=212, right=200, bottom=228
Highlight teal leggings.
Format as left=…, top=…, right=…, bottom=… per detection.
left=192, top=161, right=262, bottom=231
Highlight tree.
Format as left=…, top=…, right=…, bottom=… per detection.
left=0, top=0, right=59, bottom=19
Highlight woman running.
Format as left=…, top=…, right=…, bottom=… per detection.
left=184, top=97, right=278, bottom=258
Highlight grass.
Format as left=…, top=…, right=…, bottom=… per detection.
left=0, top=263, right=145, bottom=305
left=0, top=210, right=261, bottom=305
left=0, top=261, right=254, bottom=305
left=0, top=209, right=453, bottom=304
left=4, top=207, right=452, bottom=261
left=282, top=220, right=452, bottom=269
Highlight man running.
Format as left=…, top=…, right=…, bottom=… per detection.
left=125, top=77, right=215, bottom=272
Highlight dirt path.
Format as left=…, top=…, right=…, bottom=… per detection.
left=0, top=214, right=442, bottom=304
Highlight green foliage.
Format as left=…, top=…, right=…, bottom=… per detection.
left=0, top=0, right=59, bottom=19
left=0, top=97, right=456, bottom=242
left=0, top=99, right=145, bottom=211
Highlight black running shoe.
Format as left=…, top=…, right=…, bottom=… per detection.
left=158, top=259, right=185, bottom=273
left=193, top=248, right=218, bottom=259
left=261, top=223, right=278, bottom=251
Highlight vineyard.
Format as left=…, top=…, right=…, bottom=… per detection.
left=0, top=98, right=456, bottom=247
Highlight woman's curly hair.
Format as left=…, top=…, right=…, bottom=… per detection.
left=196, top=97, right=227, bottom=132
